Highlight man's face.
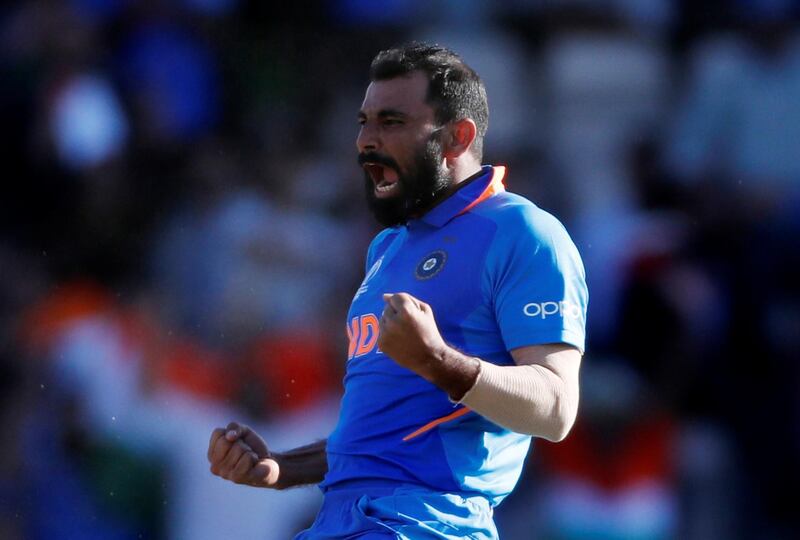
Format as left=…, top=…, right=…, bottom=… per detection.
left=357, top=71, right=451, bottom=227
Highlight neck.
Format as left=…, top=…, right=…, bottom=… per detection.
left=410, top=163, right=486, bottom=220
left=451, top=158, right=483, bottom=186
left=433, top=163, right=486, bottom=206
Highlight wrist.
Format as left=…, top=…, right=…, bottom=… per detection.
left=422, top=345, right=481, bottom=401
left=266, top=442, right=328, bottom=488
left=418, top=342, right=451, bottom=382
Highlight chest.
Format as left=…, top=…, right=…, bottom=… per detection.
left=349, top=222, right=496, bottom=339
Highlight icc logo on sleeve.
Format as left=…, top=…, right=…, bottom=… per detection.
left=415, top=250, right=447, bottom=280
left=354, top=256, right=383, bottom=301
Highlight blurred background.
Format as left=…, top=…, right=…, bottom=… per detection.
left=1, top=0, right=799, bottom=538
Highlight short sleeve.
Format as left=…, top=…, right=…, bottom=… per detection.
left=484, top=205, right=588, bottom=352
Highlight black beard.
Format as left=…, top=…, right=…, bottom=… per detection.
left=362, top=137, right=451, bottom=227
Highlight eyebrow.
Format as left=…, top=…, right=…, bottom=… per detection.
left=357, top=109, right=409, bottom=120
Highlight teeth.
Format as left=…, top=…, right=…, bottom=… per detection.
left=376, top=184, right=396, bottom=193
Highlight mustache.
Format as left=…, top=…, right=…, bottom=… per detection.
left=357, top=152, right=399, bottom=170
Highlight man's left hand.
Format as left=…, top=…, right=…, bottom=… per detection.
left=378, top=292, right=448, bottom=378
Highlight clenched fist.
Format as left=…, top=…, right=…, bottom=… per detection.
left=207, top=422, right=283, bottom=489
left=378, top=292, right=480, bottom=400
left=378, top=293, right=448, bottom=379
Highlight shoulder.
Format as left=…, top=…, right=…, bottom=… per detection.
left=366, top=226, right=402, bottom=265
left=369, top=227, right=399, bottom=247
left=474, top=191, right=575, bottom=251
left=369, top=227, right=402, bottom=250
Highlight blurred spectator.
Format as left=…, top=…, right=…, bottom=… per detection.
left=666, top=0, right=800, bottom=199
left=18, top=283, right=338, bottom=539
left=498, top=361, right=680, bottom=540
left=542, top=12, right=670, bottom=217
left=663, top=2, right=800, bottom=535
left=48, top=72, right=129, bottom=170
left=117, top=17, right=220, bottom=144
left=152, top=145, right=361, bottom=346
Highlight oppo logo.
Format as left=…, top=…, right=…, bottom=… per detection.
left=523, top=301, right=582, bottom=319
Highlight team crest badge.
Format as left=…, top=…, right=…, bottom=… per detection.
left=415, top=250, right=447, bottom=280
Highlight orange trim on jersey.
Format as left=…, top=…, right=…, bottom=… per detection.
left=457, top=165, right=506, bottom=217
left=402, top=407, right=472, bottom=442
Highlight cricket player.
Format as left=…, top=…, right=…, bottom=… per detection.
left=208, top=42, right=588, bottom=539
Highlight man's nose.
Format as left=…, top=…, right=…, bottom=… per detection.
left=356, top=123, right=379, bottom=153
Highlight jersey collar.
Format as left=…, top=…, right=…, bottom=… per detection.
left=417, top=165, right=506, bottom=228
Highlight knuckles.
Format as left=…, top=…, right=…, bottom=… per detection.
left=394, top=292, right=413, bottom=303
left=225, top=446, right=245, bottom=465
left=209, top=442, right=259, bottom=484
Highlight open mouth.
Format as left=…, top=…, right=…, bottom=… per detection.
left=363, top=162, right=400, bottom=198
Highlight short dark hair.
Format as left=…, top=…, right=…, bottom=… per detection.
left=369, top=42, right=489, bottom=159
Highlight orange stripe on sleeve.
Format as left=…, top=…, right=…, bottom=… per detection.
left=402, top=407, right=472, bottom=442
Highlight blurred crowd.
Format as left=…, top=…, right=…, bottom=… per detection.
left=1, top=1, right=799, bottom=539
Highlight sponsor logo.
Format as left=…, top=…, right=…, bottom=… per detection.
left=523, top=300, right=583, bottom=319
left=415, top=250, right=447, bottom=280
left=346, top=313, right=381, bottom=360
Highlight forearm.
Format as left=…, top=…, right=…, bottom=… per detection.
left=376, top=293, right=580, bottom=442
left=423, top=346, right=580, bottom=442
left=272, top=439, right=328, bottom=489
left=459, top=360, right=579, bottom=441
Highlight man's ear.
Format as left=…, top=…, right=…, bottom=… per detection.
left=443, top=118, right=477, bottom=159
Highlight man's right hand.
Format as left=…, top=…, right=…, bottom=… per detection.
left=208, top=422, right=282, bottom=488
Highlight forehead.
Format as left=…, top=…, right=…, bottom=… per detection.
left=360, top=71, right=434, bottom=117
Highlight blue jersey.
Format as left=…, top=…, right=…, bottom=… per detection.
left=322, top=165, right=588, bottom=506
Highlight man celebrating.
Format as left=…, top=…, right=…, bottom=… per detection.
left=208, top=43, right=587, bottom=539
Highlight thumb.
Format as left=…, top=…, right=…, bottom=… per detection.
left=249, top=457, right=281, bottom=487
left=382, top=293, right=394, bottom=303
